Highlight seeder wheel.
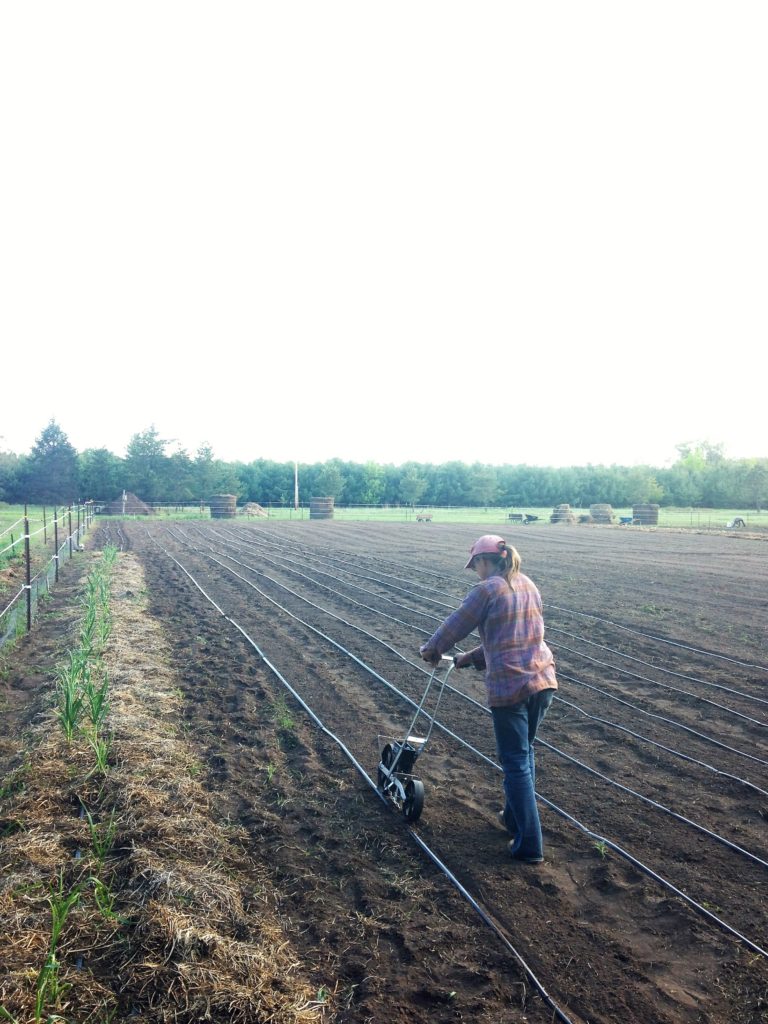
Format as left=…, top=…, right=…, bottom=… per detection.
left=402, top=778, right=425, bottom=823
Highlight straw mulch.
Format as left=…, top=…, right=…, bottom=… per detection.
left=0, top=553, right=323, bottom=1023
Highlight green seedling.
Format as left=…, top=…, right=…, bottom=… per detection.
left=34, top=874, right=81, bottom=1021
left=56, top=664, right=85, bottom=741
left=90, top=877, right=125, bottom=922
left=271, top=696, right=294, bottom=731
left=83, top=806, right=117, bottom=867
left=593, top=839, right=609, bottom=858
left=84, top=671, right=110, bottom=729
left=86, top=733, right=112, bottom=778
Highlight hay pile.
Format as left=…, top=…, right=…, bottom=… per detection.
left=0, top=554, right=321, bottom=1024
left=240, top=502, right=268, bottom=517
left=105, top=492, right=153, bottom=515
left=550, top=503, right=576, bottom=524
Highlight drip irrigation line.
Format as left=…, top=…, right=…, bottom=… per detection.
left=554, top=697, right=768, bottom=800
left=152, top=531, right=768, bottom=964
left=184, top=527, right=768, bottom=835
left=211, top=528, right=768, bottom=720
left=169, top=530, right=768, bottom=874
left=548, top=626, right=768, bottom=707
left=548, top=604, right=768, bottom=674
left=150, top=533, right=578, bottom=1024
left=535, top=792, right=768, bottom=959
left=550, top=640, right=768, bottom=728
left=535, top=737, right=768, bottom=869
left=216, top=539, right=768, bottom=870
left=202, top=532, right=768, bottom=770
left=310, top=535, right=768, bottom=678
left=560, top=673, right=768, bottom=768
left=201, top=528, right=768, bottom=803
left=218, top=526, right=767, bottom=711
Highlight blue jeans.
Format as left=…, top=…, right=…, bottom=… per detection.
left=492, top=689, right=555, bottom=860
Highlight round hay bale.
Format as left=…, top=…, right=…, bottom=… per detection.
left=310, top=496, right=335, bottom=520
left=209, top=494, right=237, bottom=519
left=589, top=503, right=615, bottom=524
left=633, top=503, right=660, bottom=525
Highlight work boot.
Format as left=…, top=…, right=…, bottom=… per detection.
left=508, top=840, right=543, bottom=864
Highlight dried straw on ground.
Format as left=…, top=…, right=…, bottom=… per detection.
left=0, top=552, right=323, bottom=1023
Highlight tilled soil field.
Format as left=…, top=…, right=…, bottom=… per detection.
left=2, top=518, right=767, bottom=1023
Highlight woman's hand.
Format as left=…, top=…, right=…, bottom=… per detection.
left=453, top=652, right=473, bottom=669
left=419, top=645, right=442, bottom=667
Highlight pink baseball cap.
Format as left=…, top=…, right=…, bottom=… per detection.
left=464, top=535, right=506, bottom=569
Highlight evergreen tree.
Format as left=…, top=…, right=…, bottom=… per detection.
left=24, top=420, right=79, bottom=503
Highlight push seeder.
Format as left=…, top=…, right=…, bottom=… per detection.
left=377, top=654, right=455, bottom=823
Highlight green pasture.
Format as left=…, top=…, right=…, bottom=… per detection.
left=0, top=503, right=86, bottom=575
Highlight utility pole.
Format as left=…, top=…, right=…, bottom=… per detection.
left=294, top=461, right=299, bottom=511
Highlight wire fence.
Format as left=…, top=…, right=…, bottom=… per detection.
left=83, top=500, right=767, bottom=529
left=0, top=503, right=95, bottom=652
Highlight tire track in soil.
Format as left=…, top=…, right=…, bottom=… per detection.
left=131, top=524, right=768, bottom=1024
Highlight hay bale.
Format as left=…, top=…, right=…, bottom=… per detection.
left=589, top=503, right=615, bottom=524
left=209, top=494, right=237, bottom=519
left=550, top=503, right=576, bottom=524
left=633, top=503, right=660, bottom=525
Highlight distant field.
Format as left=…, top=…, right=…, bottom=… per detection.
left=5, top=501, right=766, bottom=536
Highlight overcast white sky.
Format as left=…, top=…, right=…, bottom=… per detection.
left=1, top=3, right=765, bottom=468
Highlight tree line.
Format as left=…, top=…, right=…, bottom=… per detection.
left=1, top=422, right=766, bottom=511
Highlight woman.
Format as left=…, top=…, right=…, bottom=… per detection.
left=419, top=535, right=558, bottom=863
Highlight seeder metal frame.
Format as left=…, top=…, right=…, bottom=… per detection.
left=377, top=655, right=455, bottom=823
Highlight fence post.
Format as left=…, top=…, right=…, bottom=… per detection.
left=43, top=506, right=47, bottom=545
left=54, top=509, right=59, bottom=582
left=68, top=508, right=73, bottom=560
left=24, top=506, right=32, bottom=632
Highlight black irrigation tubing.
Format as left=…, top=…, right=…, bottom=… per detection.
left=149, top=533, right=578, bottom=1024
left=222, top=526, right=768, bottom=693
left=553, top=696, right=768, bottom=800
left=320, top=543, right=768, bottom=681
left=559, top=672, right=768, bottom=769
left=546, top=604, right=768, bottom=674
left=155, top=530, right=768, bottom=964
left=235, top=537, right=768, bottom=732
left=195, top=528, right=768, bottom=805
left=201, top=528, right=768, bottom=774
left=547, top=625, right=768, bottom=708
left=188, top=532, right=768, bottom=872
left=549, top=639, right=768, bottom=728
left=211, top=525, right=761, bottom=712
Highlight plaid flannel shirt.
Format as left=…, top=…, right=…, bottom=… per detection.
left=421, top=573, right=557, bottom=708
